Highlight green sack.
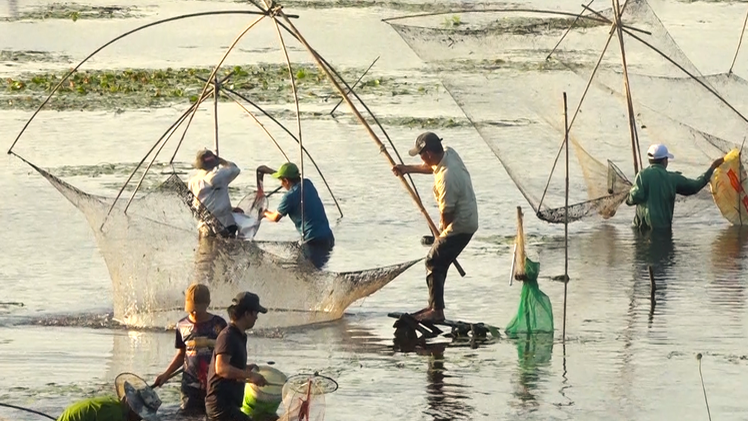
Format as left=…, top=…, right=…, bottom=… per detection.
left=506, top=258, right=554, bottom=336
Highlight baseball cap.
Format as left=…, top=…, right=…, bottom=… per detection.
left=232, top=292, right=268, bottom=314
left=647, top=144, right=674, bottom=160
left=408, top=132, right=442, bottom=156
left=185, top=284, right=211, bottom=313
left=271, top=162, right=300, bottom=179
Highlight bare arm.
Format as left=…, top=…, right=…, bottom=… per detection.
left=263, top=210, right=282, bottom=222
left=215, top=355, right=266, bottom=385
left=154, top=349, right=185, bottom=386
left=441, top=211, right=455, bottom=233
left=392, top=164, right=432, bottom=176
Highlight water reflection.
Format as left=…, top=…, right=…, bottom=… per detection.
left=510, top=333, right=553, bottom=412
left=708, top=226, right=748, bottom=313
left=7, top=0, right=18, bottom=18
left=416, top=343, right=475, bottom=421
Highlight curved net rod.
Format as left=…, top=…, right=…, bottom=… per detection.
left=214, top=84, right=345, bottom=218
left=6, top=10, right=296, bottom=155
left=166, top=13, right=268, bottom=164
left=224, top=91, right=290, bottom=162
left=270, top=2, right=306, bottom=237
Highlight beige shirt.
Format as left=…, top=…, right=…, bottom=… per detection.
left=431, top=147, right=479, bottom=237
left=188, top=163, right=241, bottom=231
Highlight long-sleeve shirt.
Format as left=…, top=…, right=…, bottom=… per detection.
left=188, top=162, right=241, bottom=231
left=625, top=163, right=714, bottom=230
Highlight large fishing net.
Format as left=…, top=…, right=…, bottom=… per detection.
left=506, top=207, right=553, bottom=336
left=23, top=158, right=419, bottom=328
left=8, top=6, right=424, bottom=329
left=386, top=0, right=748, bottom=224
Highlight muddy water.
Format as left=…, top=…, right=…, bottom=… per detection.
left=2, top=0, right=748, bottom=420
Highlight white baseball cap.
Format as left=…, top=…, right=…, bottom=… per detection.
left=647, top=144, right=674, bottom=160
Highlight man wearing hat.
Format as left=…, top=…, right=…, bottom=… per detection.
left=57, top=380, right=160, bottom=421
left=625, top=144, right=725, bottom=230
left=153, top=284, right=227, bottom=415
left=258, top=163, right=335, bottom=269
left=392, top=132, right=479, bottom=323
left=189, top=149, right=242, bottom=284
left=205, top=292, right=269, bottom=421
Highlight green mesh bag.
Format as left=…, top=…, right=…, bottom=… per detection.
left=505, top=258, right=554, bottom=337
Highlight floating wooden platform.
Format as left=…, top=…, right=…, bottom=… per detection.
left=387, top=312, right=500, bottom=347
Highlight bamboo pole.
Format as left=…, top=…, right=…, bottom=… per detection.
left=223, top=91, right=290, bottom=161
left=562, top=92, right=570, bottom=345
left=123, top=88, right=216, bottom=215
left=278, top=10, right=466, bottom=276
left=213, top=75, right=220, bottom=155
left=270, top=6, right=306, bottom=238
left=612, top=0, right=642, bottom=174
left=101, top=88, right=213, bottom=228
left=730, top=6, right=748, bottom=75
left=206, top=80, right=344, bottom=218
left=168, top=13, right=267, bottom=164
left=330, top=56, right=380, bottom=116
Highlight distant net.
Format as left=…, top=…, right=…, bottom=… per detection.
left=386, top=0, right=744, bottom=223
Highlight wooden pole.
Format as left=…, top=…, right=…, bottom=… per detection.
left=278, top=11, right=467, bottom=276
left=562, top=92, right=570, bottom=345
left=729, top=6, right=748, bottom=74
left=213, top=75, right=220, bottom=156
left=612, top=0, right=642, bottom=174
left=270, top=8, right=306, bottom=238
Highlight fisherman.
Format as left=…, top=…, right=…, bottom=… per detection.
left=189, top=149, right=242, bottom=284
left=205, top=292, right=269, bottom=421
left=258, top=163, right=335, bottom=269
left=392, top=132, right=479, bottom=323
left=189, top=149, right=242, bottom=238
left=625, top=144, right=725, bottom=230
left=57, top=381, right=160, bottom=421
left=152, top=284, right=227, bottom=416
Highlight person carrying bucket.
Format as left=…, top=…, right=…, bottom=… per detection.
left=205, top=292, right=269, bottom=421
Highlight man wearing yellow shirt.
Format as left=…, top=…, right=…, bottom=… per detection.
left=393, top=132, right=479, bottom=322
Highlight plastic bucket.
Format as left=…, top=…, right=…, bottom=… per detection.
left=241, top=366, right=287, bottom=417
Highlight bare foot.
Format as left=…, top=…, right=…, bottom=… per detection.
left=410, top=307, right=431, bottom=317
left=414, top=309, right=444, bottom=323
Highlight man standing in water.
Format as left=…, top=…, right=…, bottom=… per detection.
left=259, top=163, right=335, bottom=270
left=392, top=132, right=479, bottom=323
left=205, top=292, right=268, bottom=421
left=153, top=284, right=227, bottom=416
left=189, top=149, right=242, bottom=283
left=625, top=144, right=724, bottom=230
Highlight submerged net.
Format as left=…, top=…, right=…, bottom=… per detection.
left=387, top=0, right=743, bottom=223
left=24, top=160, right=420, bottom=329
left=506, top=207, right=553, bottom=336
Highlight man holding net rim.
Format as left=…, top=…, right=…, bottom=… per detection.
left=625, top=144, right=724, bottom=230
left=392, top=132, right=479, bottom=323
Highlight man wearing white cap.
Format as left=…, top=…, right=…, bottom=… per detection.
left=625, top=144, right=724, bottom=230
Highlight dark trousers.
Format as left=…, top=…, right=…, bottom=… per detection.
left=425, top=233, right=473, bottom=310
left=301, top=235, right=335, bottom=269
left=180, top=386, right=206, bottom=415
left=206, top=406, right=251, bottom=421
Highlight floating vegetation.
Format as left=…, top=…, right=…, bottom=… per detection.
left=1, top=64, right=434, bottom=111
left=231, top=0, right=514, bottom=13
left=431, top=57, right=589, bottom=73
left=0, top=50, right=73, bottom=64
left=1, top=2, right=142, bottom=22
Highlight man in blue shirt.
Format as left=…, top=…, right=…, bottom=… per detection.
left=259, top=163, right=334, bottom=269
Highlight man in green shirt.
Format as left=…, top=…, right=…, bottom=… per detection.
left=625, top=144, right=724, bottom=230
left=57, top=380, right=160, bottom=421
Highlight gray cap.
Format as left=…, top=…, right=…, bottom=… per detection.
left=408, top=132, right=442, bottom=156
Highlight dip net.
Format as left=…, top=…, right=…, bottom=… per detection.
left=386, top=0, right=748, bottom=224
